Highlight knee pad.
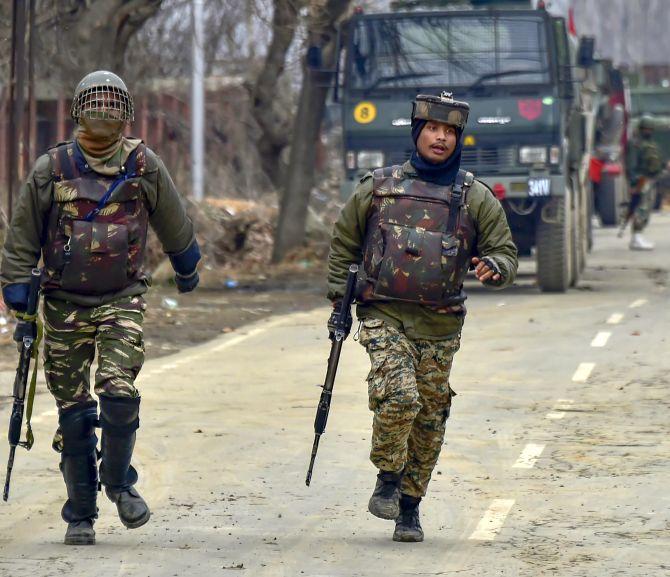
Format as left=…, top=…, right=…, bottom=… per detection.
left=58, top=401, right=98, bottom=456
left=99, top=395, right=140, bottom=437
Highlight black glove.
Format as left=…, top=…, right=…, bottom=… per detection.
left=13, top=319, right=37, bottom=352
left=327, top=300, right=353, bottom=337
left=175, top=270, right=199, bottom=293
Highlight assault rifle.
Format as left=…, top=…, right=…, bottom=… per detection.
left=4, top=268, right=42, bottom=501
left=305, top=264, right=358, bottom=486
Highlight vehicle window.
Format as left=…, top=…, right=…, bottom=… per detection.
left=347, top=14, right=550, bottom=90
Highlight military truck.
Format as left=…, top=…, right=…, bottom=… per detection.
left=337, top=2, right=596, bottom=291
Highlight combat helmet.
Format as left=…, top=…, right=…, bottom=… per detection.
left=71, top=70, right=135, bottom=123
left=638, top=114, right=656, bottom=131
left=411, top=92, right=470, bottom=133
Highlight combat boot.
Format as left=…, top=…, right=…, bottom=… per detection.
left=368, top=470, right=402, bottom=520
left=630, top=233, right=655, bottom=251
left=99, top=396, right=151, bottom=529
left=393, top=495, right=424, bottom=543
left=59, top=402, right=99, bottom=546
left=64, top=519, right=96, bottom=546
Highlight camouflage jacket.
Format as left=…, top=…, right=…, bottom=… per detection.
left=1, top=138, right=196, bottom=307
left=328, top=161, right=518, bottom=339
left=626, top=137, right=663, bottom=184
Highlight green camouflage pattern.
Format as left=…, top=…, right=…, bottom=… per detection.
left=359, top=317, right=459, bottom=498
left=43, top=296, right=146, bottom=411
left=627, top=137, right=663, bottom=233
left=43, top=143, right=149, bottom=296
left=632, top=181, right=654, bottom=233
left=412, top=94, right=469, bottom=131
left=359, top=166, right=475, bottom=306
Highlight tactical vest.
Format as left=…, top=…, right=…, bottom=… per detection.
left=43, top=141, right=150, bottom=295
left=359, top=166, right=476, bottom=306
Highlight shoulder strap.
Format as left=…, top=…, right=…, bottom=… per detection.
left=124, top=143, right=147, bottom=176
left=446, top=169, right=467, bottom=235
left=372, top=165, right=402, bottom=192
left=49, top=142, right=79, bottom=182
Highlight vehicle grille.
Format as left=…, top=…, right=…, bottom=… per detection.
left=461, top=146, right=517, bottom=173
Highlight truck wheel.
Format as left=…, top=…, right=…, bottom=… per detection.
left=536, top=196, right=571, bottom=293
left=598, top=175, right=621, bottom=226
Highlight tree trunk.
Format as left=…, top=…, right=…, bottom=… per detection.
left=46, top=0, right=163, bottom=87
left=248, top=0, right=305, bottom=190
left=272, top=0, right=351, bottom=262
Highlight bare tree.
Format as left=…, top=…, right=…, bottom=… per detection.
left=37, top=0, right=164, bottom=87
left=272, top=0, right=351, bottom=261
left=248, top=0, right=305, bottom=190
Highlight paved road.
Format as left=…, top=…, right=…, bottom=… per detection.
left=0, top=215, right=668, bottom=577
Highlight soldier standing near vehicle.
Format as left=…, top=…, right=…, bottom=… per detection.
left=327, top=93, right=518, bottom=542
left=626, top=114, right=663, bottom=250
left=1, top=71, right=201, bottom=545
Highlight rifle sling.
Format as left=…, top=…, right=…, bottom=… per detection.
left=14, top=311, right=43, bottom=450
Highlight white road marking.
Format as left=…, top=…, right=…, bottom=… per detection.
left=629, top=299, right=648, bottom=309
left=469, top=499, right=516, bottom=541
left=512, top=443, right=546, bottom=469
left=546, top=412, right=566, bottom=420
left=572, top=362, right=595, bottom=382
left=591, top=331, right=612, bottom=348
left=607, top=313, right=624, bottom=325
left=211, top=317, right=288, bottom=353
left=212, top=327, right=267, bottom=352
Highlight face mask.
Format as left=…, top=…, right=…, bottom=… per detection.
left=79, top=117, right=124, bottom=141
left=77, top=117, right=125, bottom=157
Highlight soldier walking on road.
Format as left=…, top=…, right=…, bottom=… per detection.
left=327, top=93, right=518, bottom=542
left=1, top=71, right=201, bottom=545
left=626, top=115, right=663, bottom=250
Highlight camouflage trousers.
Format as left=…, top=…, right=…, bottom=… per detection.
left=359, top=317, right=460, bottom=498
left=632, top=182, right=654, bottom=232
left=43, top=296, right=146, bottom=411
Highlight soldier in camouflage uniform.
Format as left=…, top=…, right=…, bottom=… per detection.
left=327, top=93, right=518, bottom=542
left=626, top=115, right=663, bottom=250
left=1, top=71, right=201, bottom=546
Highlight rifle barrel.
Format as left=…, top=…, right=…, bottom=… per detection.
left=3, top=446, right=16, bottom=501
left=305, top=434, right=321, bottom=486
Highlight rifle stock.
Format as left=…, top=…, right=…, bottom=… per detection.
left=306, top=264, right=358, bottom=486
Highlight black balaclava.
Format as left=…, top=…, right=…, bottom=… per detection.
left=410, top=119, right=464, bottom=186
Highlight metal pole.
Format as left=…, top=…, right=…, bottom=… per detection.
left=191, top=0, right=205, bottom=202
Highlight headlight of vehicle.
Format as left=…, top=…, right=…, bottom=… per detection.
left=519, top=146, right=547, bottom=164
left=549, top=145, right=561, bottom=164
left=356, top=150, right=384, bottom=169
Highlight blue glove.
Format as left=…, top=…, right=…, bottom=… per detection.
left=2, top=283, right=30, bottom=312
left=175, top=271, right=199, bottom=293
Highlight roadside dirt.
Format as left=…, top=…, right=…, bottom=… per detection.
left=0, top=266, right=328, bottom=372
